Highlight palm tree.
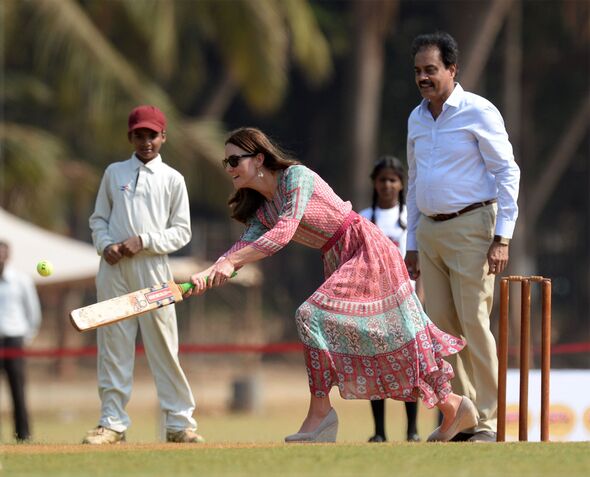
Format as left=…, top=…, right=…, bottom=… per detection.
left=1, top=0, right=333, bottom=226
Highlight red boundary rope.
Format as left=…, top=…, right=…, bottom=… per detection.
left=0, top=342, right=304, bottom=358
left=0, top=341, right=589, bottom=359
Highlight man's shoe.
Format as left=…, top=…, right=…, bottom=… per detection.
left=82, top=426, right=125, bottom=445
left=166, top=429, right=206, bottom=443
left=468, top=430, right=497, bottom=442
left=450, top=432, right=474, bottom=442
left=407, top=432, right=421, bottom=442
left=368, top=434, right=386, bottom=443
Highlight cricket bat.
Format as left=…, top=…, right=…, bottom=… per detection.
left=70, top=274, right=236, bottom=332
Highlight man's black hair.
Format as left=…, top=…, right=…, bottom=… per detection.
left=411, top=31, right=459, bottom=68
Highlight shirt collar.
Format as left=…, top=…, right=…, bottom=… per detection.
left=131, top=154, right=162, bottom=172
left=0, top=266, right=16, bottom=282
left=445, top=82, right=463, bottom=108
left=419, top=82, right=464, bottom=115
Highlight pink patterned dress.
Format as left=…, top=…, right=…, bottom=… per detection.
left=225, top=165, right=464, bottom=407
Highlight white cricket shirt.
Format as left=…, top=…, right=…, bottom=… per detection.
left=0, top=267, right=41, bottom=341
left=90, top=154, right=191, bottom=256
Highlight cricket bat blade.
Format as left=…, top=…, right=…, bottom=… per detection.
left=70, top=280, right=186, bottom=332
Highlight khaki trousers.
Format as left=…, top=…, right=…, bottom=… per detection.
left=416, top=204, right=497, bottom=432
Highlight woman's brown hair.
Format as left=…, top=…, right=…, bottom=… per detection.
left=226, top=128, right=300, bottom=223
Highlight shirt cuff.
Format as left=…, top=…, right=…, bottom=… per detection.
left=407, top=234, right=418, bottom=251
left=98, top=239, right=113, bottom=255
left=495, top=219, right=516, bottom=239
left=139, top=233, right=151, bottom=251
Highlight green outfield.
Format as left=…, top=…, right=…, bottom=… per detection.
left=1, top=363, right=588, bottom=476
left=1, top=442, right=589, bottom=477
left=2, top=404, right=589, bottom=477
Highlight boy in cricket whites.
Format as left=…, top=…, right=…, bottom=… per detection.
left=84, top=105, right=203, bottom=444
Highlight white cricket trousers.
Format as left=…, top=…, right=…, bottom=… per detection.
left=95, top=253, right=196, bottom=433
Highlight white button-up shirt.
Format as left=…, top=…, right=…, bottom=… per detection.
left=90, top=154, right=191, bottom=256
left=406, top=83, right=520, bottom=250
left=0, top=267, right=41, bottom=342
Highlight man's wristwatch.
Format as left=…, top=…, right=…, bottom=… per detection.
left=493, top=235, right=510, bottom=245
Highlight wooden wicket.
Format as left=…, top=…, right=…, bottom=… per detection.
left=497, top=275, right=552, bottom=442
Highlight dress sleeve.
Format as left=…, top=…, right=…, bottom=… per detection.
left=229, top=166, right=315, bottom=257
left=223, top=215, right=270, bottom=257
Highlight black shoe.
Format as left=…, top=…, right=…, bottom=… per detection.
left=449, top=432, right=474, bottom=442
left=368, top=434, right=386, bottom=443
left=467, top=430, right=497, bottom=442
left=407, top=432, right=421, bottom=442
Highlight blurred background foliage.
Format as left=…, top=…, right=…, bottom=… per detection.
left=1, top=0, right=589, bottom=366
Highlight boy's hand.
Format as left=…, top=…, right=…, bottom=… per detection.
left=103, top=244, right=123, bottom=265
left=120, top=236, right=143, bottom=257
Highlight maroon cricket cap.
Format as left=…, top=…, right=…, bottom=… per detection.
left=128, top=105, right=167, bottom=133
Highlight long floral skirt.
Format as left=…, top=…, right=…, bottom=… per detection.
left=295, top=212, right=464, bottom=408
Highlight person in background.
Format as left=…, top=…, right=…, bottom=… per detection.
left=0, top=240, right=41, bottom=442
left=359, top=156, right=422, bottom=443
left=185, top=127, right=478, bottom=443
left=84, top=105, right=203, bottom=445
left=405, top=31, right=520, bottom=442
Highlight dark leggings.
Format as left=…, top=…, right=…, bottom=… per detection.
left=370, top=399, right=418, bottom=439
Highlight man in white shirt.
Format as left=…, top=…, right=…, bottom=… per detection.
left=0, top=240, right=41, bottom=441
left=83, top=105, right=203, bottom=444
left=405, top=32, right=520, bottom=442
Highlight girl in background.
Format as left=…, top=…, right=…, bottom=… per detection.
left=359, top=156, right=424, bottom=442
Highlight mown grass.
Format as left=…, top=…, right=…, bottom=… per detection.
left=1, top=442, right=589, bottom=477
left=1, top=363, right=588, bottom=476
left=1, top=395, right=443, bottom=444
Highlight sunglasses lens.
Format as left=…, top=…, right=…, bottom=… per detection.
left=222, top=156, right=238, bottom=168
left=223, top=153, right=255, bottom=168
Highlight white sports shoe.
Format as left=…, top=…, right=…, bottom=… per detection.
left=82, top=426, right=126, bottom=445
left=166, top=429, right=206, bottom=443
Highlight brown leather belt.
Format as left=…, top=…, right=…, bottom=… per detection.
left=428, top=199, right=496, bottom=222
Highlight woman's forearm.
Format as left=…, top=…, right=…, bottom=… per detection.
left=226, top=245, right=267, bottom=268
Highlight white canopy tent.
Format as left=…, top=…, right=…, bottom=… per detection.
left=0, top=207, right=99, bottom=285
left=0, top=207, right=260, bottom=286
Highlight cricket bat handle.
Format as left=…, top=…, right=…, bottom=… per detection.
left=178, top=271, right=238, bottom=294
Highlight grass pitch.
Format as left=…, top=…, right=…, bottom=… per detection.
left=1, top=363, right=588, bottom=476
left=1, top=442, right=589, bottom=477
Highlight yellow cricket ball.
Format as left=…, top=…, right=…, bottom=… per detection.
left=36, top=260, right=53, bottom=277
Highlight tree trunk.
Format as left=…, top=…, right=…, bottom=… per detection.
left=199, top=70, right=238, bottom=120
left=461, top=0, right=514, bottom=92
left=348, top=0, right=398, bottom=207
left=502, top=0, right=525, bottom=363
left=528, top=91, right=590, bottom=225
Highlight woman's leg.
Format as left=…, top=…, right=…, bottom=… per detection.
left=435, top=393, right=463, bottom=432
left=297, top=394, right=333, bottom=433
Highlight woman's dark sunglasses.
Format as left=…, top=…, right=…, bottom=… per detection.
left=222, top=153, right=256, bottom=168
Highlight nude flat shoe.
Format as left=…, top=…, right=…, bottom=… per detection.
left=284, top=408, right=338, bottom=443
left=427, top=396, right=478, bottom=442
